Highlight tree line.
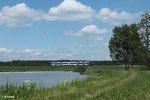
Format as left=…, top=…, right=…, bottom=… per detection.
left=109, top=13, right=150, bottom=70
left=0, top=60, right=121, bottom=66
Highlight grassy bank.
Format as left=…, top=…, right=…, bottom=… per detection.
left=0, top=66, right=150, bottom=100
left=0, top=65, right=138, bottom=72
left=0, top=66, right=75, bottom=72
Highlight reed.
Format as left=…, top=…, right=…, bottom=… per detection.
left=0, top=66, right=150, bottom=100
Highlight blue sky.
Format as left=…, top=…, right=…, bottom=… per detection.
left=0, top=0, right=149, bottom=61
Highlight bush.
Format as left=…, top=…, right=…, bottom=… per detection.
left=74, top=66, right=86, bottom=75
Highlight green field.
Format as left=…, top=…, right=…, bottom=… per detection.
left=0, top=66, right=75, bottom=72
left=0, top=65, right=150, bottom=100
left=0, top=65, right=141, bottom=72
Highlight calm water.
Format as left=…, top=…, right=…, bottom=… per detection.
left=0, top=71, right=87, bottom=87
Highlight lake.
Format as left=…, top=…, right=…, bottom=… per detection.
left=0, top=71, right=87, bottom=87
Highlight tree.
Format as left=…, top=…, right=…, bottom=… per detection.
left=109, top=24, right=141, bottom=70
left=129, top=24, right=143, bottom=65
left=138, top=13, right=150, bottom=68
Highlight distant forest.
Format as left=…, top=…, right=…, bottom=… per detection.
left=0, top=60, right=143, bottom=66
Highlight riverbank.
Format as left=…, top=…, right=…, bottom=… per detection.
left=0, top=66, right=150, bottom=100
left=0, top=66, right=75, bottom=72
left=0, top=65, right=131, bottom=72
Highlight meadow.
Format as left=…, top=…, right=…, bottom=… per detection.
left=0, top=65, right=150, bottom=100
left=0, top=66, right=74, bottom=72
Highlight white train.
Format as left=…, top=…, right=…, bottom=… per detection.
left=49, top=61, right=94, bottom=66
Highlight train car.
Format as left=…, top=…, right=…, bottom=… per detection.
left=49, top=60, right=94, bottom=66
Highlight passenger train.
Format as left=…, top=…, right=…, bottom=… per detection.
left=49, top=61, right=94, bottom=66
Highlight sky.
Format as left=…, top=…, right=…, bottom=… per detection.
left=0, top=0, right=149, bottom=61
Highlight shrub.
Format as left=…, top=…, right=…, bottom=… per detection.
left=74, top=66, right=86, bottom=75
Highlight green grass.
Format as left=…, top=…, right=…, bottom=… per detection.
left=0, top=65, right=144, bottom=72
left=0, top=65, right=124, bottom=72
left=0, top=66, right=75, bottom=72
left=0, top=66, right=150, bottom=100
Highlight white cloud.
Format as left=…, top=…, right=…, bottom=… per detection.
left=21, top=49, right=42, bottom=56
left=0, top=48, right=45, bottom=61
left=0, top=3, right=44, bottom=27
left=0, top=1, right=95, bottom=27
left=0, top=2, right=140, bottom=27
left=47, top=0, right=95, bottom=21
left=65, top=25, right=107, bottom=40
left=0, top=48, right=42, bottom=56
left=96, top=8, right=135, bottom=25
left=22, top=49, right=33, bottom=53
left=0, top=48, right=13, bottom=54
left=0, top=48, right=111, bottom=61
